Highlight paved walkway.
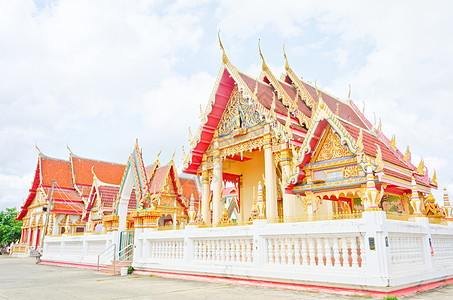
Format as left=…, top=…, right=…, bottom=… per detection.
left=0, top=256, right=452, bottom=299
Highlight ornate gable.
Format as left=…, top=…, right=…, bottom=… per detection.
left=217, top=86, right=264, bottom=138
left=313, top=127, right=355, bottom=163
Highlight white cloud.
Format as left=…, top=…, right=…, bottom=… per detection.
left=2, top=0, right=453, bottom=210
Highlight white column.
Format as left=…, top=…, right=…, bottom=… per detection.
left=212, top=148, right=222, bottom=226
left=264, top=134, right=277, bottom=221
left=281, top=147, right=294, bottom=221
left=201, top=155, right=211, bottom=225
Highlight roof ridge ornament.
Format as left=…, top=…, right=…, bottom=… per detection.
left=156, top=149, right=162, bottom=164
left=417, top=159, right=425, bottom=175
left=218, top=30, right=229, bottom=64
left=258, top=39, right=268, bottom=72
left=66, top=143, right=73, bottom=156
left=35, top=143, right=41, bottom=156
left=283, top=44, right=289, bottom=71
left=347, top=85, right=351, bottom=102
left=432, top=169, right=437, bottom=186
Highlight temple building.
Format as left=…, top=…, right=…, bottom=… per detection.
left=20, top=41, right=453, bottom=292
left=182, top=41, right=440, bottom=226
left=15, top=148, right=125, bottom=253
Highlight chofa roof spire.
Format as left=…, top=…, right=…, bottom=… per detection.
left=218, top=30, right=229, bottom=64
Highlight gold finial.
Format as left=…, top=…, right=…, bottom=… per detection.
left=348, top=84, right=351, bottom=102
left=199, top=104, right=204, bottom=119
left=188, top=127, right=193, bottom=143
left=432, top=169, right=438, bottom=186
left=156, top=149, right=162, bottom=164
left=390, top=134, right=396, bottom=150
left=66, top=143, right=72, bottom=156
left=362, top=101, right=365, bottom=115
left=417, top=159, right=425, bottom=175
left=404, top=146, right=410, bottom=163
left=375, top=143, right=383, bottom=172
left=258, top=39, right=268, bottom=72
left=171, top=149, right=176, bottom=162
left=253, top=79, right=258, bottom=99
left=283, top=44, right=289, bottom=71
left=378, top=118, right=382, bottom=132
left=35, top=143, right=41, bottom=156
left=218, top=30, right=228, bottom=64
left=356, top=129, right=364, bottom=153
left=373, top=112, right=376, bottom=128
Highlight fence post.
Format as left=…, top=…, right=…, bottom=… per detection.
left=362, top=211, right=390, bottom=287
left=252, top=219, right=268, bottom=270
left=414, top=217, right=434, bottom=269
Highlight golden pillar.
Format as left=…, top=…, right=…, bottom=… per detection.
left=264, top=134, right=277, bottom=221
left=212, top=148, right=223, bottom=226
left=201, top=154, right=211, bottom=225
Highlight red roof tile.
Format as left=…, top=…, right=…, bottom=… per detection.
left=340, top=121, right=411, bottom=169
left=97, top=185, right=136, bottom=210
left=40, top=156, right=72, bottom=188
left=71, top=155, right=125, bottom=186
left=180, top=177, right=199, bottom=201
left=149, top=165, right=170, bottom=194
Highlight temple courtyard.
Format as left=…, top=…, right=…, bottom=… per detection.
left=0, top=256, right=452, bottom=300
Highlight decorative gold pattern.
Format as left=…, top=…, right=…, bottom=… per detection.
left=220, top=137, right=265, bottom=159
left=218, top=86, right=264, bottom=137
left=343, top=165, right=360, bottom=179
left=315, top=128, right=353, bottom=162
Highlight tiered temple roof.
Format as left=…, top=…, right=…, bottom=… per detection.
left=17, top=151, right=126, bottom=221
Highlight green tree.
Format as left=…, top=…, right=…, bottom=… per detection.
left=0, top=208, right=23, bottom=247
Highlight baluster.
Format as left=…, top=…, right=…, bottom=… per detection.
left=220, top=239, right=225, bottom=262
left=225, top=240, right=230, bottom=262
left=289, top=238, right=295, bottom=265
left=246, top=239, right=251, bottom=263
left=275, top=238, right=282, bottom=264
left=308, top=237, right=315, bottom=266
left=202, top=240, right=206, bottom=261
left=359, top=236, right=365, bottom=268
left=301, top=237, right=308, bottom=266
left=325, top=237, right=332, bottom=267
left=240, top=239, right=246, bottom=263
left=235, top=239, right=240, bottom=262
left=315, top=238, right=321, bottom=266
left=333, top=237, right=340, bottom=267
left=214, top=240, right=219, bottom=262
left=294, top=238, right=301, bottom=265
left=268, top=238, right=274, bottom=264
left=341, top=237, right=349, bottom=267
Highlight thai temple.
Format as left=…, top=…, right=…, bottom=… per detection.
left=11, top=40, right=453, bottom=293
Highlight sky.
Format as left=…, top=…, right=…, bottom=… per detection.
left=1, top=0, right=453, bottom=211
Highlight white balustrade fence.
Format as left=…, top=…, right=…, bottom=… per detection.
left=42, top=212, right=453, bottom=291
left=41, top=233, right=114, bottom=265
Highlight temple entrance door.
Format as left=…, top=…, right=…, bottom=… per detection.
left=119, top=230, right=134, bottom=261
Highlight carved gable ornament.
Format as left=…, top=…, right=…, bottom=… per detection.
left=314, top=127, right=354, bottom=163
left=218, top=86, right=264, bottom=138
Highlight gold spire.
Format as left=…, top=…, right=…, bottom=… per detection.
left=258, top=39, right=268, bottom=72
left=171, top=149, right=176, bottom=162
left=404, top=146, right=410, bottom=163
left=66, top=143, right=73, bottom=156
left=218, top=30, right=228, bottom=64
left=188, top=127, right=193, bottom=143
left=283, top=44, right=289, bottom=71
left=417, top=159, right=425, bottom=175
left=390, top=134, right=396, bottom=150
left=356, top=129, right=364, bottom=153
left=35, top=143, right=41, bottom=156
left=347, top=84, right=351, bottom=102
left=432, top=169, right=438, bottom=186
left=156, top=149, right=162, bottom=164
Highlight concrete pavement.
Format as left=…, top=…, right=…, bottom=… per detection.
left=1, top=256, right=452, bottom=299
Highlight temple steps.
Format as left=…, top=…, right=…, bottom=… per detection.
left=99, top=261, right=131, bottom=276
